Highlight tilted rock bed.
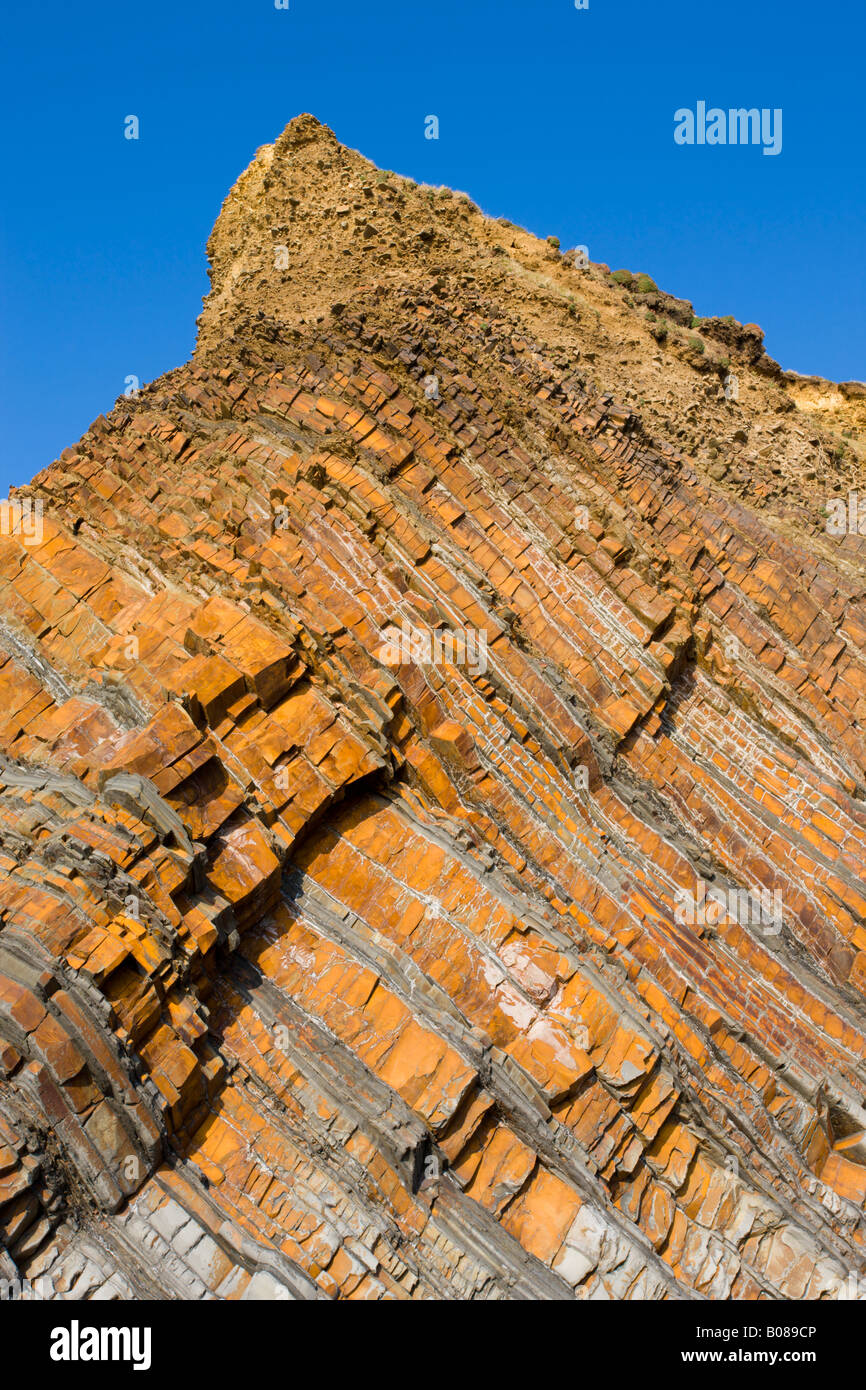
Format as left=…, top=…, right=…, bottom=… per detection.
left=0, top=116, right=865, bottom=1300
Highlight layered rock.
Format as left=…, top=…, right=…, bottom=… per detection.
left=1, top=115, right=865, bottom=1301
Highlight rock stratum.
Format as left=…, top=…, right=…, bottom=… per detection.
left=1, top=115, right=865, bottom=1302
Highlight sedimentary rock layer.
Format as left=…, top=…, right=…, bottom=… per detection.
left=1, top=115, right=865, bottom=1300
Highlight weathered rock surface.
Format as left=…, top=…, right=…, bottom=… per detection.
left=1, top=115, right=865, bottom=1301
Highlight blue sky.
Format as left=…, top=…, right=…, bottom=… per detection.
left=1, top=0, right=863, bottom=496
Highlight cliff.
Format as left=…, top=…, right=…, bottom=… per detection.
left=1, top=115, right=865, bottom=1300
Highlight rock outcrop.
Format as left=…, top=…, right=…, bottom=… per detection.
left=1, top=115, right=865, bottom=1301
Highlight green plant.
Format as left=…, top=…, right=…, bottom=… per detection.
left=689, top=336, right=705, bottom=353
left=635, top=273, right=657, bottom=294
left=546, top=235, right=560, bottom=249
left=611, top=269, right=633, bottom=285
left=502, top=398, right=523, bottom=428
left=691, top=315, right=702, bottom=328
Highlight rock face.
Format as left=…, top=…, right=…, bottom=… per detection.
left=1, top=115, right=865, bottom=1301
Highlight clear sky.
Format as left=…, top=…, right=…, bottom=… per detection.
left=1, top=0, right=863, bottom=496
